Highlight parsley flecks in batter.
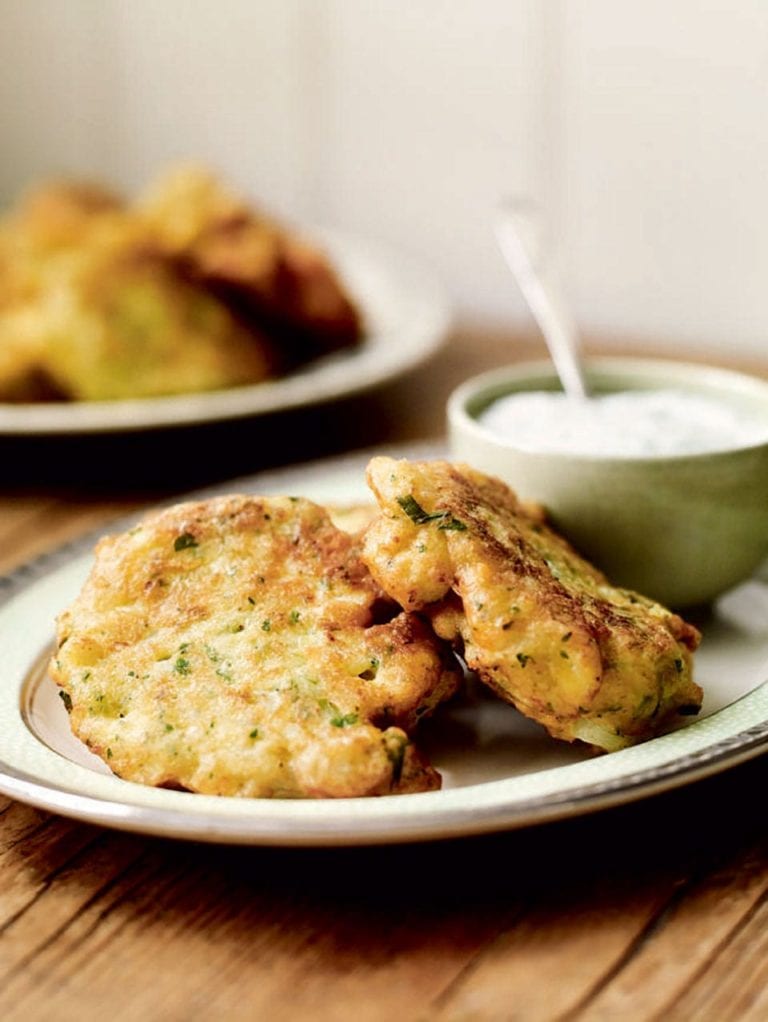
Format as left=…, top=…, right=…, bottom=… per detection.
left=331, top=712, right=359, bottom=728
left=173, top=532, right=198, bottom=551
left=249, top=728, right=260, bottom=739
left=289, top=610, right=300, bottom=624
left=516, top=652, right=532, bottom=668
left=319, top=698, right=357, bottom=727
left=174, top=657, right=191, bottom=675
left=261, top=619, right=271, bottom=632
left=437, top=517, right=467, bottom=532
left=397, top=494, right=466, bottom=532
left=397, top=494, right=445, bottom=524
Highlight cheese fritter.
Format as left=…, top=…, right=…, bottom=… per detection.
left=362, top=458, right=702, bottom=752
left=50, top=495, right=459, bottom=798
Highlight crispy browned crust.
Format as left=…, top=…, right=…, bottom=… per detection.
left=51, top=495, right=459, bottom=798
left=362, top=458, right=702, bottom=752
left=138, top=166, right=363, bottom=365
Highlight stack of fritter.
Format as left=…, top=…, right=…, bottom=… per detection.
left=0, top=167, right=362, bottom=401
left=362, top=458, right=702, bottom=753
left=51, top=460, right=703, bottom=798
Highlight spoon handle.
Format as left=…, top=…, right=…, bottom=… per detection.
left=495, top=201, right=589, bottom=400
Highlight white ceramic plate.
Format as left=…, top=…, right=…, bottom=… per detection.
left=2, top=451, right=768, bottom=845
left=0, top=230, right=450, bottom=435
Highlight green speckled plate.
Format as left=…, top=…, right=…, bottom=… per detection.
left=2, top=451, right=768, bottom=845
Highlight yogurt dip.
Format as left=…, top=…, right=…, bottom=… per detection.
left=477, top=389, right=768, bottom=458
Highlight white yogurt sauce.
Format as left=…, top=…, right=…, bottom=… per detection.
left=478, top=389, right=768, bottom=457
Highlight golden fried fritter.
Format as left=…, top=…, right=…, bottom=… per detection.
left=138, top=166, right=363, bottom=362
left=362, top=458, right=702, bottom=752
left=51, top=495, right=460, bottom=797
left=37, top=229, right=275, bottom=400
left=0, top=166, right=363, bottom=402
left=9, top=180, right=124, bottom=251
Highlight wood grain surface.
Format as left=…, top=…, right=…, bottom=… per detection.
left=2, top=330, right=768, bottom=1022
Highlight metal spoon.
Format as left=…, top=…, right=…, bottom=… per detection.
left=494, top=198, right=589, bottom=399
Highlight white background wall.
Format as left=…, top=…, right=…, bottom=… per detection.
left=1, top=0, right=767, bottom=357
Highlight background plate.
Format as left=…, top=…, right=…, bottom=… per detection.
left=2, top=451, right=768, bottom=845
left=0, top=231, right=450, bottom=435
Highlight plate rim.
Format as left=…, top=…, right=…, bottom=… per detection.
left=2, top=451, right=768, bottom=846
left=2, top=686, right=768, bottom=846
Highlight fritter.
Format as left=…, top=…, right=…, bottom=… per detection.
left=51, top=495, right=460, bottom=798
left=361, top=458, right=702, bottom=752
left=0, top=166, right=363, bottom=402
left=8, top=180, right=125, bottom=252
left=36, top=227, right=276, bottom=400
left=138, top=166, right=363, bottom=364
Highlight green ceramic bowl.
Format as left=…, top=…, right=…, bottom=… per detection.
left=447, top=357, right=768, bottom=608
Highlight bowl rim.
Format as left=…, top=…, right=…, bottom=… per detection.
left=448, top=356, right=768, bottom=465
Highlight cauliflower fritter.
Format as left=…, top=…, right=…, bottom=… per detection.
left=361, top=458, right=702, bottom=752
left=51, top=495, right=459, bottom=798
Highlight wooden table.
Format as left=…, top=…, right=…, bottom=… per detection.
left=2, top=331, right=768, bottom=1021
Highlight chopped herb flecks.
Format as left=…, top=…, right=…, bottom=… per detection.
left=438, top=517, right=467, bottom=532
left=331, top=712, right=359, bottom=728
left=396, top=494, right=466, bottom=532
left=261, top=619, right=271, bottom=632
left=59, top=690, right=73, bottom=712
left=249, top=727, right=260, bottom=739
left=174, top=532, right=198, bottom=551
left=318, top=698, right=358, bottom=727
left=516, top=652, right=532, bottom=668
left=174, top=657, right=191, bottom=675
